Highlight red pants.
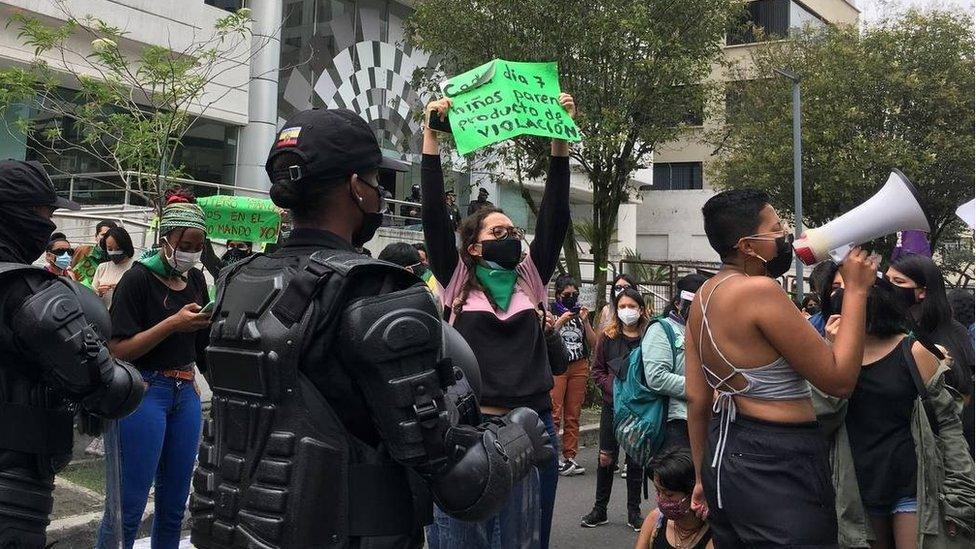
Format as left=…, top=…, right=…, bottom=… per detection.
left=550, top=359, right=589, bottom=459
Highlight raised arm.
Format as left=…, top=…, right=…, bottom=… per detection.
left=529, top=93, right=575, bottom=283
left=421, top=99, right=460, bottom=284
left=758, top=248, right=877, bottom=398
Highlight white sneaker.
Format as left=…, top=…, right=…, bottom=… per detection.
left=559, top=459, right=586, bottom=476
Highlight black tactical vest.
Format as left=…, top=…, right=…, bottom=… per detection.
left=190, top=251, right=431, bottom=549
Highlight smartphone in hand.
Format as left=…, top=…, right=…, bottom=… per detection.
left=425, top=109, right=452, bottom=134
left=200, top=300, right=215, bottom=315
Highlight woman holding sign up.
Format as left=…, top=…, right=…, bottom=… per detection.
left=421, top=92, right=575, bottom=549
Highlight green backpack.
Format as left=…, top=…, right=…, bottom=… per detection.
left=612, top=318, right=679, bottom=469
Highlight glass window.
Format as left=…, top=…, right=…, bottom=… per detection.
left=204, top=0, right=242, bottom=12
left=652, top=162, right=703, bottom=190
left=789, top=1, right=826, bottom=35
left=727, top=0, right=790, bottom=45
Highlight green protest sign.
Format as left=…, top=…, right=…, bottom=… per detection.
left=441, top=59, right=580, bottom=155
left=197, top=195, right=281, bottom=244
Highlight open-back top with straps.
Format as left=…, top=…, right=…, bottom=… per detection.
left=697, top=274, right=812, bottom=508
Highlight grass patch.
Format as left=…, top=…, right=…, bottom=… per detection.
left=59, top=460, right=108, bottom=495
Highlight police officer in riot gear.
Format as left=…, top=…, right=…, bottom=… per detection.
left=189, top=109, right=554, bottom=549
left=0, top=160, right=145, bottom=548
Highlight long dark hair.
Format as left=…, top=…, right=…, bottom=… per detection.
left=454, top=206, right=508, bottom=314
left=890, top=254, right=952, bottom=335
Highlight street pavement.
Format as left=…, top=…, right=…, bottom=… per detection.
left=549, top=440, right=656, bottom=549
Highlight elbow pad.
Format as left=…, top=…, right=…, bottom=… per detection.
left=12, top=279, right=145, bottom=418
left=429, top=407, right=554, bottom=522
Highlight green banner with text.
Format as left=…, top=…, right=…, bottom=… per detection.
left=441, top=59, right=580, bottom=155
left=197, top=195, right=281, bottom=244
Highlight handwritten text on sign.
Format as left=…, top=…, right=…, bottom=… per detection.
left=441, top=60, right=580, bottom=155
left=197, top=195, right=281, bottom=244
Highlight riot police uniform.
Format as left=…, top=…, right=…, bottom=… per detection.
left=0, top=161, right=145, bottom=548
left=189, top=109, right=553, bottom=549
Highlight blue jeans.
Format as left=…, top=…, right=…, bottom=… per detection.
left=538, top=411, right=559, bottom=549
left=425, top=411, right=560, bottom=549
left=97, top=372, right=202, bottom=549
left=427, top=469, right=541, bottom=549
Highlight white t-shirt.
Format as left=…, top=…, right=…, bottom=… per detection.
left=92, top=257, right=133, bottom=309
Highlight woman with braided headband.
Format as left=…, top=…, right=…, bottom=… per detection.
left=97, top=188, right=212, bottom=549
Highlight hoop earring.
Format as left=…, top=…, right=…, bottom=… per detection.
left=743, top=254, right=768, bottom=277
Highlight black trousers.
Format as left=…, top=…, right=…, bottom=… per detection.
left=594, top=402, right=642, bottom=513
left=701, top=413, right=838, bottom=548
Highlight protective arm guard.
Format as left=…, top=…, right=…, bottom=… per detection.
left=339, top=286, right=555, bottom=521
left=11, top=279, right=144, bottom=419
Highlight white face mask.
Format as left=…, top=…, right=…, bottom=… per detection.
left=164, top=238, right=201, bottom=274
left=617, top=308, right=641, bottom=326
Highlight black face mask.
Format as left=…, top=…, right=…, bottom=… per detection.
left=0, top=205, right=56, bottom=264
left=829, top=288, right=845, bottom=316
left=221, top=248, right=251, bottom=265
left=890, top=284, right=919, bottom=310
left=804, top=304, right=820, bottom=314
left=760, top=236, right=794, bottom=278
left=560, top=294, right=579, bottom=310
left=480, top=238, right=521, bottom=270
left=352, top=183, right=384, bottom=248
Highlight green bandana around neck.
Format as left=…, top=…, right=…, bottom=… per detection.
left=475, top=263, right=518, bottom=311
left=137, top=248, right=181, bottom=278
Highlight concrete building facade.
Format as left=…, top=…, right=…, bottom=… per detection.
left=637, top=0, right=860, bottom=263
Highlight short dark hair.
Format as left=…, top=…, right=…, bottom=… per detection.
left=650, top=447, right=696, bottom=494
left=890, top=254, right=952, bottom=335
left=378, top=242, right=421, bottom=267
left=412, top=242, right=427, bottom=254
left=554, top=274, right=579, bottom=295
left=866, top=279, right=912, bottom=337
left=268, top=152, right=352, bottom=222
left=809, top=260, right=837, bottom=294
left=100, top=226, right=135, bottom=258
left=948, top=288, right=975, bottom=328
left=702, top=189, right=770, bottom=261
left=95, top=220, right=118, bottom=235
left=47, top=232, right=68, bottom=251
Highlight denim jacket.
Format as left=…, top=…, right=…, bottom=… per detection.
left=813, top=364, right=975, bottom=548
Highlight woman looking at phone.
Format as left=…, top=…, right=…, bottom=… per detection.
left=97, top=188, right=212, bottom=549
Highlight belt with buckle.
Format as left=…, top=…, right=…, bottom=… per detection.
left=159, top=369, right=194, bottom=381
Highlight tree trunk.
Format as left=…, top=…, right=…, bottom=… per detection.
left=562, top=223, right=581, bottom=280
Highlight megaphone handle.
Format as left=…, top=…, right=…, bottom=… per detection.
left=829, top=244, right=855, bottom=265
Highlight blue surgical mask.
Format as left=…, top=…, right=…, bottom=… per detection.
left=55, top=252, right=72, bottom=270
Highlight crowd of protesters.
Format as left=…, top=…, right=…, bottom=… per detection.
left=18, top=93, right=975, bottom=549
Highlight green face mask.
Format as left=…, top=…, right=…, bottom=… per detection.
left=475, top=263, right=518, bottom=311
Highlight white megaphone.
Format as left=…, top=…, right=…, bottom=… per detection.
left=793, top=169, right=930, bottom=265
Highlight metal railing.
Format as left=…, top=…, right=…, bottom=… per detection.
left=48, top=171, right=270, bottom=207
left=47, top=171, right=427, bottom=227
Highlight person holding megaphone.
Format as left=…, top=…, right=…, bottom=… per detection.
left=684, top=189, right=879, bottom=547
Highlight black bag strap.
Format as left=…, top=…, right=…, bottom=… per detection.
left=901, top=336, right=941, bottom=436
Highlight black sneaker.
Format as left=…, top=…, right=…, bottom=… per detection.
left=559, top=458, right=586, bottom=477
left=627, top=510, right=643, bottom=532
left=580, top=508, right=608, bottom=528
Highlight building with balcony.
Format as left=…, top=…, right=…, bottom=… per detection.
left=637, top=0, right=860, bottom=263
